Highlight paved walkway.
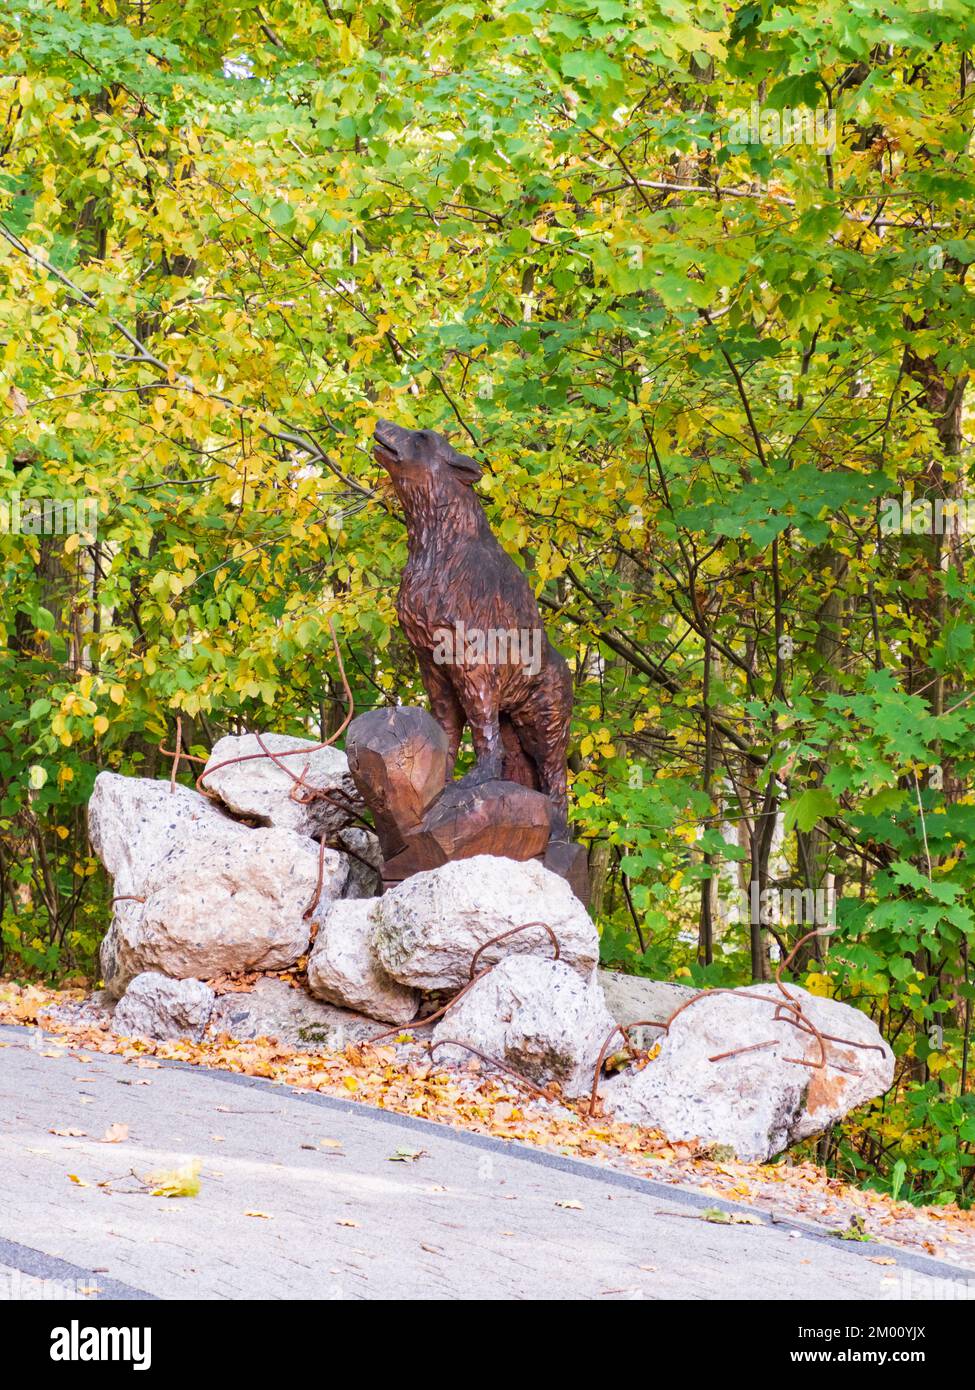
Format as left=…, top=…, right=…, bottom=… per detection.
left=0, top=1022, right=968, bottom=1300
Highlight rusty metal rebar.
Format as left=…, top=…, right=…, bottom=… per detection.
left=468, top=921, right=561, bottom=979
left=429, top=1039, right=560, bottom=1103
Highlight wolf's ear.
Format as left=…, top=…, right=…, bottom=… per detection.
left=447, top=448, right=482, bottom=485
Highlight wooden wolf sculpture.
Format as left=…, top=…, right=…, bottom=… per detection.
left=373, top=420, right=572, bottom=839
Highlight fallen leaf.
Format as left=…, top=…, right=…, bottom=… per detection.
left=387, top=1147, right=427, bottom=1163
left=101, top=1123, right=129, bottom=1144
left=147, top=1160, right=201, bottom=1198
left=830, top=1215, right=872, bottom=1242
left=336, top=1219, right=359, bottom=1228
left=50, top=1127, right=86, bottom=1138
left=555, top=1199, right=583, bottom=1210
left=245, top=1210, right=272, bottom=1219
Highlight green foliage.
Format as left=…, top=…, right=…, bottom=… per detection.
left=2, top=0, right=975, bottom=1204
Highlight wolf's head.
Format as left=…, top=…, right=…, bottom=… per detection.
left=373, top=421, right=482, bottom=497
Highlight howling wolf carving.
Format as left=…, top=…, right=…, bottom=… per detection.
left=373, top=420, right=572, bottom=839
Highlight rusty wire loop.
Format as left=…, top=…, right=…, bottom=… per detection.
left=584, top=928, right=882, bottom=1117
left=369, top=926, right=575, bottom=1103
left=169, top=715, right=182, bottom=793
left=708, top=1039, right=778, bottom=1064
left=661, top=928, right=873, bottom=1076
left=468, top=921, right=561, bottom=979
left=369, top=923, right=564, bottom=1045
left=367, top=970, right=493, bottom=1045
left=772, top=1005, right=886, bottom=1055
left=158, top=712, right=209, bottom=789
left=586, top=1019, right=666, bottom=1118
left=429, top=1039, right=560, bottom=1103
left=303, top=838, right=330, bottom=924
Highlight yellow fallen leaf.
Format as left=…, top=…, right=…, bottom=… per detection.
left=147, top=1160, right=201, bottom=1198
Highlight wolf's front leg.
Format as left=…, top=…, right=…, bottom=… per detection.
left=454, top=677, right=504, bottom=786
left=417, top=651, right=466, bottom=773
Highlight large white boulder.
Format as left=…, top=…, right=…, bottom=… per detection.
left=88, top=771, right=236, bottom=899
left=201, top=733, right=363, bottom=839
left=307, top=898, right=419, bottom=1026
left=99, top=822, right=347, bottom=997
left=373, top=856, right=599, bottom=991
left=89, top=770, right=351, bottom=996
left=207, top=975, right=385, bottom=1051
left=432, top=956, right=616, bottom=1098
left=601, top=984, right=895, bottom=1161
left=112, top=972, right=215, bottom=1043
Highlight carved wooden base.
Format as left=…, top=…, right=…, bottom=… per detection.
left=346, top=707, right=449, bottom=857
left=346, top=707, right=590, bottom=905
left=542, top=839, right=590, bottom=906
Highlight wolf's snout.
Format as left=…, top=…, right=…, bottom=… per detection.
left=373, top=419, right=401, bottom=466
left=374, top=419, right=397, bottom=448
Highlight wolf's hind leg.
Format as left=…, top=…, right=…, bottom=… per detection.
left=500, top=715, right=540, bottom=789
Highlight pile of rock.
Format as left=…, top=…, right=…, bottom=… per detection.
left=84, top=737, right=894, bottom=1162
